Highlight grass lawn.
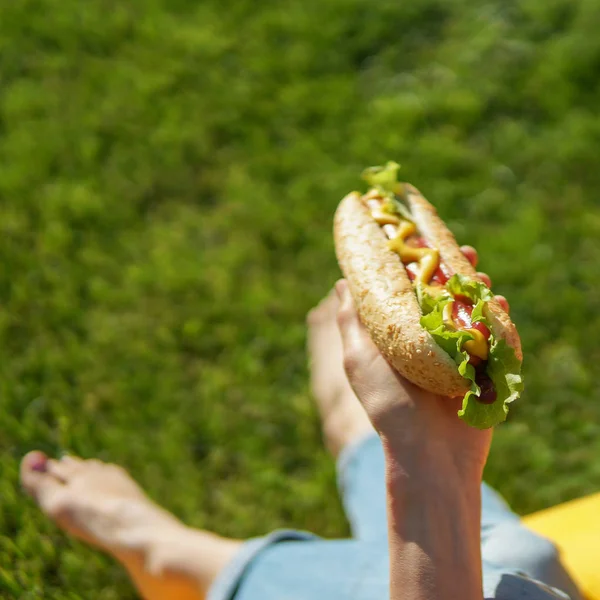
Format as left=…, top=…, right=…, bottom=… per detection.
left=2, top=0, right=600, bottom=597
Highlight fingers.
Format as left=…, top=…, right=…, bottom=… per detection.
left=465, top=267, right=511, bottom=314
left=476, top=272, right=492, bottom=288
left=334, top=280, right=377, bottom=375
left=459, top=246, right=509, bottom=312
left=461, top=246, right=493, bottom=289
left=461, top=244, right=493, bottom=290
left=494, top=295, right=510, bottom=313
left=335, top=280, right=362, bottom=356
left=460, top=246, right=492, bottom=289
left=334, top=280, right=353, bottom=322
left=460, top=245, right=478, bottom=268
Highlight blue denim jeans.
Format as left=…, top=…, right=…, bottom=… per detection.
left=209, top=434, right=581, bottom=600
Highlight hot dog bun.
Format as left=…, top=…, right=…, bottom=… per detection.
left=334, top=186, right=522, bottom=398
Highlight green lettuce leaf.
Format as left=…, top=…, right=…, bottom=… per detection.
left=415, top=282, right=449, bottom=314
left=417, top=279, right=523, bottom=429
left=362, top=161, right=402, bottom=193
left=417, top=287, right=481, bottom=419
left=457, top=338, right=524, bottom=429
left=446, top=274, right=494, bottom=304
left=361, top=162, right=413, bottom=222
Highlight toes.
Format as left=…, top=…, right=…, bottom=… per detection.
left=21, top=452, right=65, bottom=515
left=21, top=450, right=49, bottom=474
left=46, top=455, right=84, bottom=482
left=84, top=458, right=106, bottom=470
left=61, top=454, right=84, bottom=466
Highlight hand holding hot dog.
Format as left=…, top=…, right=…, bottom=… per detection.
left=334, top=162, right=524, bottom=429
left=334, top=240, right=498, bottom=475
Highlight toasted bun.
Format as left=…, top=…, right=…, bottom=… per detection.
left=334, top=186, right=522, bottom=397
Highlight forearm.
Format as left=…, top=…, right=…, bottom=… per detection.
left=382, top=437, right=484, bottom=600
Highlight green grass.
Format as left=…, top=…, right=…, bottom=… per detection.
left=1, top=0, right=600, bottom=597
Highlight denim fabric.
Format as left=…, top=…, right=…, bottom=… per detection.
left=208, top=434, right=580, bottom=600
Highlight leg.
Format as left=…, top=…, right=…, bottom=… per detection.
left=307, top=291, right=387, bottom=542
left=228, top=539, right=389, bottom=600
left=480, top=482, right=520, bottom=537
left=21, top=451, right=241, bottom=600
left=480, top=482, right=581, bottom=599
left=210, top=491, right=575, bottom=600
left=336, top=435, right=387, bottom=543
left=307, top=290, right=373, bottom=457
left=482, top=524, right=582, bottom=598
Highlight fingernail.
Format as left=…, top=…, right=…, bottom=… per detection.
left=476, top=272, right=492, bottom=288
left=335, top=280, right=345, bottom=299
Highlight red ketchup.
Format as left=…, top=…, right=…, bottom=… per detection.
left=385, top=224, right=498, bottom=405
left=405, top=262, right=419, bottom=281
left=405, top=245, right=497, bottom=404
left=451, top=297, right=496, bottom=403
left=404, top=237, right=451, bottom=285
left=452, top=296, right=491, bottom=341
left=475, top=372, right=497, bottom=404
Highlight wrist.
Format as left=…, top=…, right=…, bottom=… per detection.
left=382, top=441, right=484, bottom=600
left=373, top=399, right=491, bottom=482
left=380, top=432, right=484, bottom=492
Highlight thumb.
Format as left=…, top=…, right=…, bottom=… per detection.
left=335, top=280, right=361, bottom=342
left=335, top=280, right=378, bottom=379
left=335, top=279, right=409, bottom=424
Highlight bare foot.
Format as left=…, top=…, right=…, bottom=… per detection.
left=307, top=290, right=374, bottom=456
left=21, top=451, right=241, bottom=600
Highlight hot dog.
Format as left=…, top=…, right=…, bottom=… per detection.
left=334, top=162, right=523, bottom=429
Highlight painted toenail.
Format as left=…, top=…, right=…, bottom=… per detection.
left=31, top=456, right=48, bottom=472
